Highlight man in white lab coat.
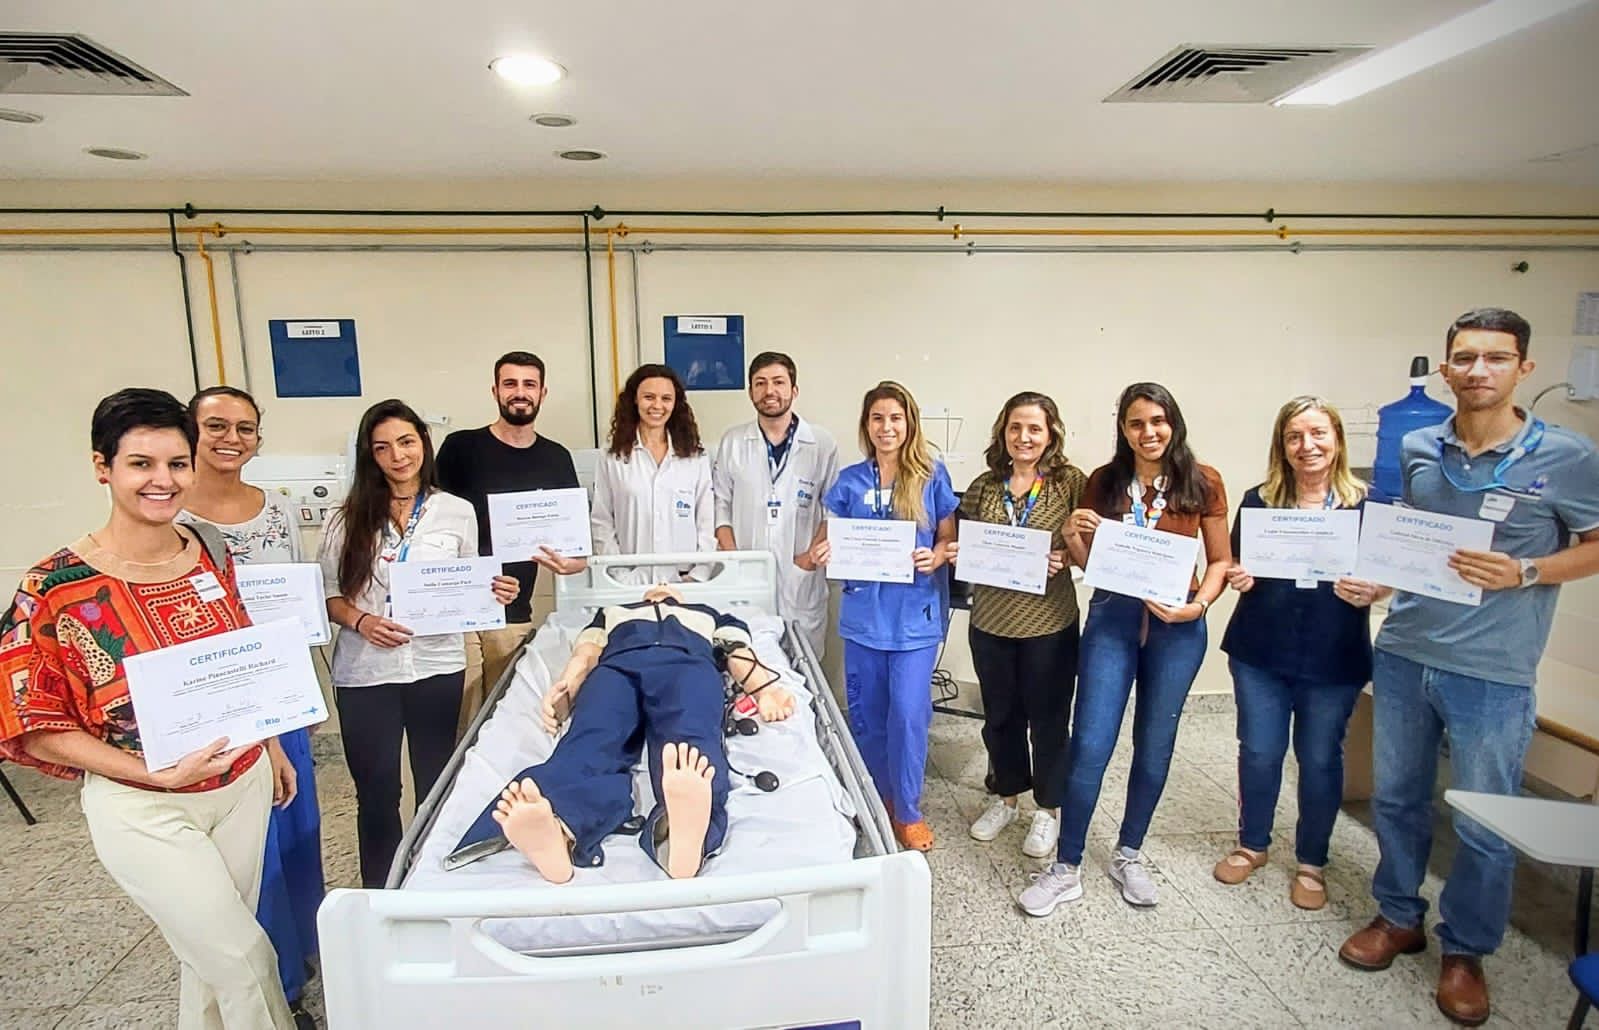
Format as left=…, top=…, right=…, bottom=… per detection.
left=713, top=352, right=840, bottom=655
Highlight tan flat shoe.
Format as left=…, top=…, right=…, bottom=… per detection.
left=1213, top=846, right=1268, bottom=885
left=1290, top=867, right=1327, bottom=910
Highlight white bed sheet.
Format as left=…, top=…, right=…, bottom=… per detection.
left=403, top=610, right=859, bottom=952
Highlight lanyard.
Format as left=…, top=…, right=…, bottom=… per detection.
left=766, top=417, right=799, bottom=485
left=1128, top=476, right=1167, bottom=529
left=380, top=492, right=427, bottom=613
left=870, top=461, right=892, bottom=519
left=381, top=493, right=428, bottom=564
left=1002, top=475, right=1043, bottom=528
left=1437, top=417, right=1546, bottom=494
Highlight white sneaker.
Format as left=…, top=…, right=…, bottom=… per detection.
left=1017, top=862, right=1083, bottom=917
left=1109, top=848, right=1159, bottom=907
left=968, top=798, right=1018, bottom=842
left=1022, top=811, right=1058, bottom=859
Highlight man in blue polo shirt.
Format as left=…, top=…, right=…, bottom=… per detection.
left=1339, top=308, right=1599, bottom=1026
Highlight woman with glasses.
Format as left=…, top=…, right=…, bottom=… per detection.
left=179, top=386, right=322, bottom=1026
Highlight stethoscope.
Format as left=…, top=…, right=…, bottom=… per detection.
left=1437, top=417, right=1545, bottom=494
left=713, top=642, right=784, bottom=793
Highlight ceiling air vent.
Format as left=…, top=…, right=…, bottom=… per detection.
left=0, top=32, right=186, bottom=96
left=1105, top=44, right=1369, bottom=104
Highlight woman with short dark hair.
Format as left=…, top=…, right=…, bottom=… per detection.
left=0, top=387, right=296, bottom=1028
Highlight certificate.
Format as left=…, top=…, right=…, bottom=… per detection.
left=826, top=517, right=916, bottom=584
left=1239, top=509, right=1361, bottom=582
left=1355, top=502, right=1495, bottom=606
left=487, top=488, right=593, bottom=561
left=389, top=557, right=507, bottom=636
left=954, top=521, right=1051, bottom=595
left=1082, top=519, right=1200, bottom=608
left=123, top=618, right=328, bottom=772
left=234, top=563, right=331, bottom=645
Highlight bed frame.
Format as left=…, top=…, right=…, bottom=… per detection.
left=317, top=551, right=932, bottom=1029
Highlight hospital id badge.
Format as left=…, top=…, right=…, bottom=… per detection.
left=1479, top=493, right=1515, bottom=522
left=766, top=498, right=782, bottom=526
left=189, top=571, right=226, bottom=603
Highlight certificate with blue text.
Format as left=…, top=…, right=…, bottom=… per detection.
left=826, top=517, right=917, bottom=584
left=389, top=556, right=507, bottom=636
left=488, top=487, right=593, bottom=561
left=234, top=562, right=332, bottom=645
left=955, top=521, right=1051, bottom=595
left=1082, top=519, right=1200, bottom=608
left=1355, top=502, right=1494, bottom=606
left=1240, top=509, right=1360, bottom=582
left=123, top=618, right=328, bottom=771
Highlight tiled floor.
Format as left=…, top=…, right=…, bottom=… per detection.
left=1, top=706, right=1592, bottom=1028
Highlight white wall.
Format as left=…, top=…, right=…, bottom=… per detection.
left=2, top=178, right=1596, bottom=694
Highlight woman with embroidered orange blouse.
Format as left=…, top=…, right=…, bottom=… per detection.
left=0, top=388, right=295, bottom=1030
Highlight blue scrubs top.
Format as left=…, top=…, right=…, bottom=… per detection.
left=824, top=459, right=958, bottom=651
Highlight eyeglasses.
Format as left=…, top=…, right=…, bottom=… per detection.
left=200, top=419, right=259, bottom=439
left=1445, top=351, right=1521, bottom=372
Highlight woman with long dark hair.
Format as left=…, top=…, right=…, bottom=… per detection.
left=179, top=385, right=323, bottom=1025
left=0, top=388, right=296, bottom=1028
left=316, top=399, right=517, bottom=887
left=957, top=392, right=1086, bottom=859
left=808, top=381, right=958, bottom=851
left=590, top=363, right=715, bottom=584
left=1020, top=382, right=1230, bottom=914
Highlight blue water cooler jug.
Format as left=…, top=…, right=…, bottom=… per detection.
left=1372, top=355, right=1453, bottom=502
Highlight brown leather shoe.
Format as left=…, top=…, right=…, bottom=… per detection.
left=1338, top=915, right=1427, bottom=970
left=1436, top=955, right=1490, bottom=1027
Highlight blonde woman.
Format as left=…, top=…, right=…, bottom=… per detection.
left=805, top=381, right=958, bottom=851
left=1214, top=396, right=1387, bottom=910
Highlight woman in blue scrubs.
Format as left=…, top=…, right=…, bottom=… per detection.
left=805, top=381, right=957, bottom=851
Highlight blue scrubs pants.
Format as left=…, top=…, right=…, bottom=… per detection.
left=459, top=646, right=729, bottom=872
left=843, top=640, right=939, bottom=823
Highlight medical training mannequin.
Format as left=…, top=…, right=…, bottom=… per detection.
left=475, top=584, right=796, bottom=883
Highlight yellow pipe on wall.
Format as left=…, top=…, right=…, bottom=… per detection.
left=606, top=228, right=621, bottom=399
left=194, top=230, right=228, bottom=387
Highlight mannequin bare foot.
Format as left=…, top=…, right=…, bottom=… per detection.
left=659, top=743, right=714, bottom=879
left=492, top=777, right=574, bottom=884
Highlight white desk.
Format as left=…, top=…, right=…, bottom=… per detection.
left=1445, top=789, right=1599, bottom=955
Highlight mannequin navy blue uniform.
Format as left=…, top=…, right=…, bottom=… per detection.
left=456, top=599, right=752, bottom=872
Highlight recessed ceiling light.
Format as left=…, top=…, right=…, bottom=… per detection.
left=530, top=113, right=577, bottom=128
left=557, top=148, right=606, bottom=161
left=1276, top=0, right=1589, bottom=106
left=84, top=146, right=147, bottom=161
left=0, top=108, right=44, bottom=124
left=490, top=55, right=565, bottom=86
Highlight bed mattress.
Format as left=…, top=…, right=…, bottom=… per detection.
left=401, top=610, right=859, bottom=952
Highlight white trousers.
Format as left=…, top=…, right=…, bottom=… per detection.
left=81, top=756, right=294, bottom=1030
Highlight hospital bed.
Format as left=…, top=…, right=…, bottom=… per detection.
left=317, top=551, right=932, bottom=1029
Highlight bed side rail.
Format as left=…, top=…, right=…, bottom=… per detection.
left=321, top=851, right=930, bottom=1029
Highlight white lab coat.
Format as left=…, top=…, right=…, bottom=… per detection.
left=591, top=433, right=716, bottom=585
left=712, top=415, right=840, bottom=654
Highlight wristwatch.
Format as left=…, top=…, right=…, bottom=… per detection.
left=1518, top=558, right=1541, bottom=588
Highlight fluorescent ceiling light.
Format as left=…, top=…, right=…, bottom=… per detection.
left=490, top=55, right=565, bottom=86
left=1276, top=0, right=1592, bottom=106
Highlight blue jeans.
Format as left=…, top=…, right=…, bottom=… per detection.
left=844, top=639, right=939, bottom=823
left=1370, top=649, right=1537, bottom=957
left=1056, top=591, right=1208, bottom=866
left=1229, top=658, right=1363, bottom=866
